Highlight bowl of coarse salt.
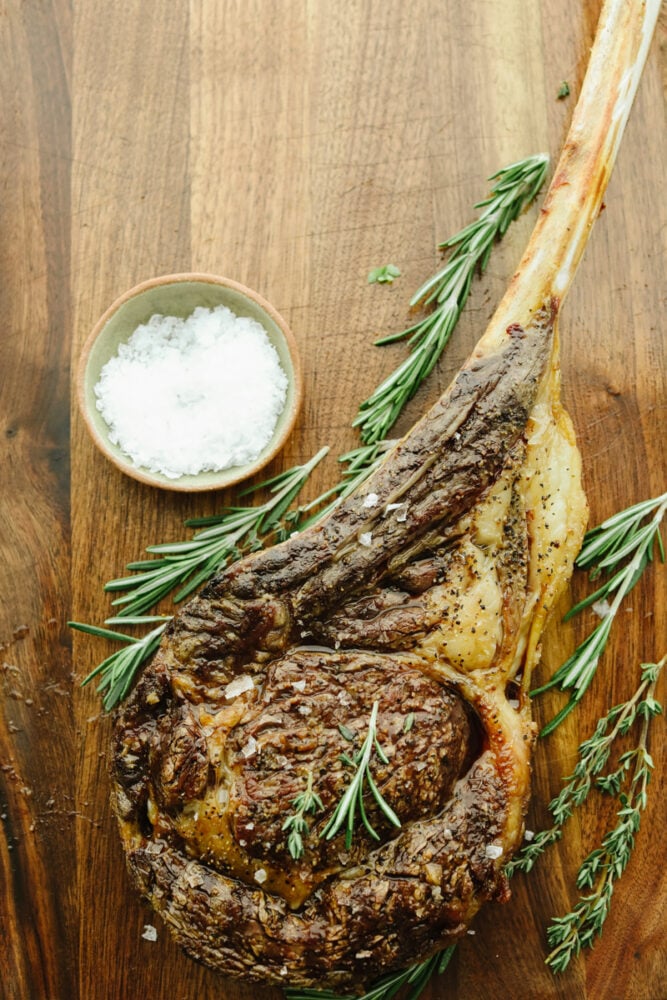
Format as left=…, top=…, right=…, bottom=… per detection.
left=77, top=273, right=303, bottom=491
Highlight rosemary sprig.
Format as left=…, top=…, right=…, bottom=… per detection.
left=282, top=770, right=324, bottom=860
left=105, top=446, right=331, bottom=618
left=507, top=655, right=665, bottom=878
left=69, top=617, right=171, bottom=711
left=353, top=153, right=549, bottom=444
left=76, top=443, right=391, bottom=707
left=532, top=491, right=666, bottom=736
left=543, top=655, right=664, bottom=972
left=320, top=701, right=400, bottom=849
left=284, top=945, right=456, bottom=1000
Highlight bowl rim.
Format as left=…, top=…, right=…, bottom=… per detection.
left=76, top=271, right=304, bottom=492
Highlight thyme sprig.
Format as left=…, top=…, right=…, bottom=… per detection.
left=507, top=655, right=665, bottom=878
left=284, top=945, right=456, bottom=1000
left=354, top=153, right=549, bottom=444
left=543, top=655, right=664, bottom=972
left=532, top=491, right=666, bottom=736
left=282, top=770, right=324, bottom=861
left=320, top=701, right=401, bottom=849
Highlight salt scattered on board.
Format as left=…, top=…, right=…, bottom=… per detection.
left=94, top=305, right=289, bottom=479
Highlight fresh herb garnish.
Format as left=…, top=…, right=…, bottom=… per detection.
left=538, top=656, right=662, bottom=971
left=557, top=81, right=570, bottom=99
left=321, top=701, right=400, bottom=849
left=284, top=944, right=456, bottom=1000
left=368, top=264, right=401, bottom=285
left=353, top=153, right=550, bottom=445
left=532, top=491, right=666, bottom=736
left=282, top=770, right=324, bottom=861
left=508, top=655, right=665, bottom=880
left=69, top=618, right=170, bottom=711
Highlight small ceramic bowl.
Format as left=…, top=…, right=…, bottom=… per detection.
left=77, top=273, right=303, bottom=491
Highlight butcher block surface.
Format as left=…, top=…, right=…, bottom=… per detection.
left=1, top=2, right=665, bottom=999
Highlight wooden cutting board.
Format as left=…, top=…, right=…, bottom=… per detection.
left=1, top=2, right=665, bottom=998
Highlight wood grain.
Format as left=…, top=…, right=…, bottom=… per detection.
left=1, top=1, right=665, bottom=998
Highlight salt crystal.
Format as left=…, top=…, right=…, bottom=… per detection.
left=359, top=532, right=373, bottom=547
left=240, top=736, right=258, bottom=758
left=592, top=599, right=612, bottom=619
left=291, top=679, right=307, bottom=692
left=485, top=843, right=503, bottom=860
left=298, top=704, right=312, bottom=716
left=142, top=925, right=158, bottom=942
left=280, top=967, right=288, bottom=977
left=246, top=822, right=254, bottom=831
left=362, top=493, right=379, bottom=508
left=224, top=674, right=254, bottom=700
left=524, top=830, right=535, bottom=842
left=94, top=305, right=288, bottom=479
left=254, top=868, right=267, bottom=884
left=395, top=507, right=408, bottom=523
left=467, top=929, right=476, bottom=936
left=508, top=698, right=520, bottom=710
left=384, top=502, right=403, bottom=514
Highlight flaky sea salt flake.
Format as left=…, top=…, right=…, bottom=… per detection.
left=241, top=736, right=258, bottom=759
left=224, top=674, right=254, bottom=700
